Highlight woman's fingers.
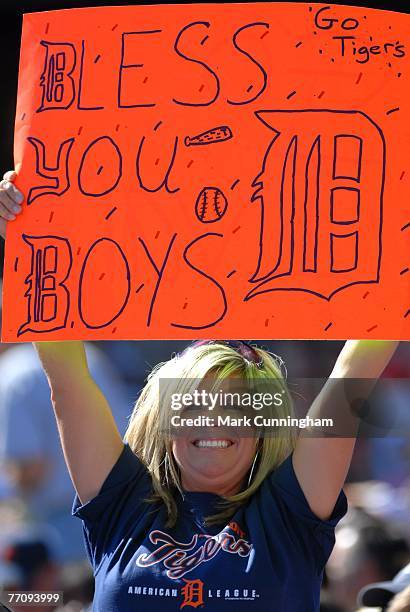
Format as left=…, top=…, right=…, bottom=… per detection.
left=3, top=170, right=17, bottom=182
left=0, top=188, right=22, bottom=215
left=0, top=186, right=22, bottom=226
left=0, top=171, right=23, bottom=237
left=0, top=200, right=17, bottom=221
left=0, top=180, right=24, bottom=213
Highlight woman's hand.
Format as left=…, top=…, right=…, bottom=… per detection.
left=0, top=170, right=24, bottom=239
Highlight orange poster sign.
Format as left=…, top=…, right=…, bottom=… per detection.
left=2, top=3, right=409, bottom=341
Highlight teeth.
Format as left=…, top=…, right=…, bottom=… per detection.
left=195, top=440, right=231, bottom=448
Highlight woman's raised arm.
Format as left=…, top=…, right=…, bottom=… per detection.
left=1, top=172, right=124, bottom=504
left=33, top=341, right=124, bottom=503
left=293, top=340, right=399, bottom=521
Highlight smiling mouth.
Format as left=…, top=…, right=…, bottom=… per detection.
left=192, top=439, right=234, bottom=449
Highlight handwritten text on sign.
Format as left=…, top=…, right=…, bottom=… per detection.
left=2, top=3, right=410, bottom=341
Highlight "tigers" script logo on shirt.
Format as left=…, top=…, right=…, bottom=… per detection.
left=136, top=528, right=252, bottom=579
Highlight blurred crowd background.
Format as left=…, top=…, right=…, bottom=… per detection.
left=1, top=334, right=409, bottom=612
left=0, top=1, right=409, bottom=611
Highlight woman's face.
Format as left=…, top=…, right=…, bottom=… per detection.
left=171, top=375, right=259, bottom=496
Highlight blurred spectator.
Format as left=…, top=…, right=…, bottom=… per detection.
left=0, top=525, right=61, bottom=612
left=326, top=508, right=410, bottom=611
left=0, top=342, right=132, bottom=563
left=345, top=481, right=410, bottom=542
left=357, top=563, right=410, bottom=611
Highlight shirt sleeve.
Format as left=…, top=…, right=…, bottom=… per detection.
left=72, top=444, right=152, bottom=573
left=264, top=452, right=347, bottom=573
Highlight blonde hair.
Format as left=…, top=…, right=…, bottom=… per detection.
left=125, top=342, right=297, bottom=526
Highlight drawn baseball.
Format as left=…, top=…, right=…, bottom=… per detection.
left=195, top=187, right=228, bottom=224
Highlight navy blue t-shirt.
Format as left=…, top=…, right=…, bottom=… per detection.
left=73, top=444, right=347, bottom=611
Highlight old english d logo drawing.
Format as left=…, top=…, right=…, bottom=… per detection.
left=247, top=109, right=385, bottom=301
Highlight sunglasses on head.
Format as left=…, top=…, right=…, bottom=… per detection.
left=186, top=340, right=264, bottom=368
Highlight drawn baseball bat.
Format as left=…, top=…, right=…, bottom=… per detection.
left=185, top=126, right=233, bottom=146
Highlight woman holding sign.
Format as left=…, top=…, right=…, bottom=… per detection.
left=0, top=171, right=399, bottom=611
